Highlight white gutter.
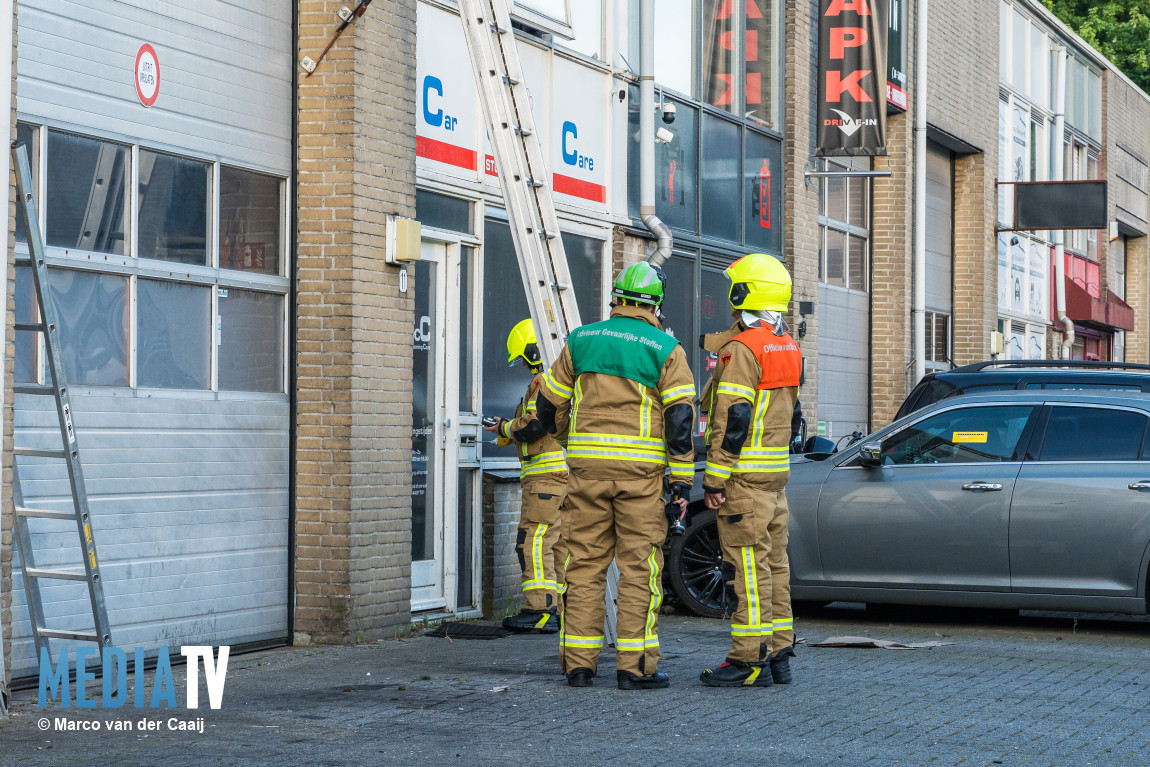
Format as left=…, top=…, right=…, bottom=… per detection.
left=0, top=0, right=13, bottom=718
left=912, top=0, right=928, bottom=383
left=1051, top=44, right=1073, bottom=358
left=639, top=0, right=672, bottom=267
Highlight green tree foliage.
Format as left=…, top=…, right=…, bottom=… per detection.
left=1044, top=0, right=1150, bottom=92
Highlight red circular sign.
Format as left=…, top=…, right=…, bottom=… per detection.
left=134, top=44, right=160, bottom=107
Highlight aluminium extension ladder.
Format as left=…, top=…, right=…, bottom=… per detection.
left=456, top=0, right=623, bottom=644
left=9, top=143, right=113, bottom=674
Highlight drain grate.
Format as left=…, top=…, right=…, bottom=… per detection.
left=425, top=622, right=511, bottom=640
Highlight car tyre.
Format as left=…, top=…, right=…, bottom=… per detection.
left=666, top=508, right=736, bottom=618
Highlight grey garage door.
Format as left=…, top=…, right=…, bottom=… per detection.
left=9, top=0, right=292, bottom=678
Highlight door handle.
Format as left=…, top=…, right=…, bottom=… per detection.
left=962, top=482, right=1003, bottom=492
left=1130, top=481, right=1150, bottom=491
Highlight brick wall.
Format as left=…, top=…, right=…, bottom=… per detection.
left=871, top=111, right=913, bottom=428
left=1, top=0, right=17, bottom=702
left=784, top=0, right=820, bottom=426
left=951, top=151, right=998, bottom=365
left=482, top=477, right=521, bottom=616
left=1101, top=71, right=1150, bottom=363
left=295, top=0, right=417, bottom=645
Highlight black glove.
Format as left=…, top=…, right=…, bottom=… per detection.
left=669, top=482, right=690, bottom=500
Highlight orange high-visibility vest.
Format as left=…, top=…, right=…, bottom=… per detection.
left=732, top=326, right=802, bottom=390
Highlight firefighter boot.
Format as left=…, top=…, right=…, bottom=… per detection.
left=617, top=670, right=670, bottom=690
left=567, top=667, right=595, bottom=687
left=770, top=646, right=795, bottom=684
left=699, top=658, right=774, bottom=688
left=502, top=608, right=559, bottom=633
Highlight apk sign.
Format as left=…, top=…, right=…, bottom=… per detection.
left=817, top=0, right=888, bottom=156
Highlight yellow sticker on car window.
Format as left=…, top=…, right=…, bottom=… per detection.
left=952, top=431, right=988, bottom=443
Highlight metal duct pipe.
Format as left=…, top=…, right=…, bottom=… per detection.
left=912, top=0, right=929, bottom=384
left=640, top=0, right=672, bottom=267
left=1051, top=44, right=1074, bottom=358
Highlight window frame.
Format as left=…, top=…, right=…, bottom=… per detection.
left=818, top=158, right=871, bottom=293
left=15, top=118, right=291, bottom=395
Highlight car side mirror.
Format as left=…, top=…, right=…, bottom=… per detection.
left=858, top=441, right=883, bottom=468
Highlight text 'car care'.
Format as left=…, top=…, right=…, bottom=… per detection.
left=562, top=121, right=593, bottom=171
left=39, top=646, right=230, bottom=710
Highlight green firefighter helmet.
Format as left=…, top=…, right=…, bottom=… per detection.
left=611, top=262, right=666, bottom=306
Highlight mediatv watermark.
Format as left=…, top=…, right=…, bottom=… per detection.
left=38, top=645, right=229, bottom=711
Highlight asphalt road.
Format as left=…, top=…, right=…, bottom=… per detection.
left=3, top=604, right=1150, bottom=766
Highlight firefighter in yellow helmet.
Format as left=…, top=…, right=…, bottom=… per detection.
left=484, top=319, right=569, bottom=633
left=698, top=254, right=802, bottom=687
left=536, top=262, right=696, bottom=689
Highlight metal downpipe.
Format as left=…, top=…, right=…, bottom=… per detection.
left=639, top=0, right=672, bottom=267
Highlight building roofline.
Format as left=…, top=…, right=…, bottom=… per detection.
left=1021, top=0, right=1150, bottom=105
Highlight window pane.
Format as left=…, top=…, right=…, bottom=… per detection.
left=138, top=150, right=209, bottom=266
left=46, top=131, right=128, bottom=256
left=702, top=0, right=735, bottom=112
left=698, top=263, right=732, bottom=406
left=564, top=0, right=602, bottom=59
left=848, top=176, right=867, bottom=228
left=482, top=220, right=533, bottom=459
left=1040, top=407, right=1148, bottom=461
left=560, top=232, right=604, bottom=323
left=824, top=172, right=847, bottom=221
left=745, top=0, right=778, bottom=129
left=823, top=228, right=846, bottom=287
left=654, top=0, right=695, bottom=96
left=1012, top=9, right=1027, bottom=93
left=999, top=1, right=1010, bottom=83
left=48, top=269, right=129, bottom=386
left=15, top=267, right=37, bottom=383
left=848, top=235, right=867, bottom=291
left=411, top=259, right=436, bottom=561
left=881, top=405, right=1034, bottom=464
left=745, top=131, right=782, bottom=253
left=15, top=122, right=38, bottom=244
left=1087, top=70, right=1101, bottom=140
left=701, top=114, right=740, bottom=241
left=220, top=166, right=282, bottom=275
left=218, top=289, right=284, bottom=392
left=137, top=280, right=210, bottom=389
left=657, top=99, right=698, bottom=231
left=660, top=253, right=695, bottom=344
left=1030, top=26, right=1046, bottom=108
left=459, top=247, right=475, bottom=413
left=416, top=188, right=471, bottom=234
left=932, top=313, right=949, bottom=361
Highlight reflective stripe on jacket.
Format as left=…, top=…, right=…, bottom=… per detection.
left=501, top=374, right=567, bottom=481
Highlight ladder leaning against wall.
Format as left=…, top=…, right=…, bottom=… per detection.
left=455, top=0, right=623, bottom=644
left=8, top=143, right=114, bottom=678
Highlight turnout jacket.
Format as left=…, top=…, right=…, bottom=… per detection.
left=537, top=304, right=697, bottom=484
left=500, top=373, right=567, bottom=482
left=703, top=320, right=802, bottom=492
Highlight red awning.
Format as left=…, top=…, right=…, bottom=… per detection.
left=1064, top=278, right=1135, bottom=331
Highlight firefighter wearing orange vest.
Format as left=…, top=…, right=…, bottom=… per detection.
left=699, top=254, right=802, bottom=687
left=484, top=319, right=569, bottom=633
left=536, top=262, right=696, bottom=689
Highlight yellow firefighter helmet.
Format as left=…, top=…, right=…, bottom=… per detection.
left=726, top=253, right=792, bottom=312
left=506, top=318, right=542, bottom=369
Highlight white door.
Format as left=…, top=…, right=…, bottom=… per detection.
left=410, top=238, right=481, bottom=612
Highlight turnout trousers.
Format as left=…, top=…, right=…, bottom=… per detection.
left=516, top=475, right=569, bottom=612
left=716, top=480, right=795, bottom=662
left=559, top=472, right=667, bottom=676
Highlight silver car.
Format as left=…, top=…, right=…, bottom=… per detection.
left=781, top=391, right=1150, bottom=613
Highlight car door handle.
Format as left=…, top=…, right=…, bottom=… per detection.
left=1130, top=481, right=1150, bottom=491
left=962, top=482, right=1003, bottom=492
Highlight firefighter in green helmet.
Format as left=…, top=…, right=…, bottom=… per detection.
left=535, top=262, right=696, bottom=689
left=484, top=318, right=568, bottom=633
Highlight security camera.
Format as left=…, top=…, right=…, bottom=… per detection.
left=662, top=102, right=677, bottom=124
left=655, top=127, right=674, bottom=144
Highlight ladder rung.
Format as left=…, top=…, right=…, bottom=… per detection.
left=38, top=628, right=99, bottom=642
left=15, top=383, right=55, bottom=396
left=541, top=230, right=557, bottom=239
left=527, top=178, right=545, bottom=188
left=488, top=21, right=508, bottom=34
left=15, top=505, right=75, bottom=520
left=501, top=75, right=521, bottom=86
left=15, top=321, right=44, bottom=333
left=14, top=446, right=68, bottom=459
left=26, top=567, right=88, bottom=581
left=515, top=127, right=533, bottom=137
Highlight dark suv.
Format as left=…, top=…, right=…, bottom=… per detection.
left=895, top=360, right=1150, bottom=421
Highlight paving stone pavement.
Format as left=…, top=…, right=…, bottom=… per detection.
left=2, top=605, right=1150, bottom=766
